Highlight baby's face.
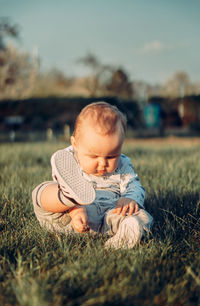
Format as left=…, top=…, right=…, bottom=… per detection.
left=71, top=121, right=124, bottom=176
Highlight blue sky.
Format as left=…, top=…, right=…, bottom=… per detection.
left=1, top=0, right=200, bottom=84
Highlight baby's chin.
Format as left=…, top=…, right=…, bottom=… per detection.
left=86, top=169, right=116, bottom=176
left=85, top=171, right=106, bottom=177
left=95, top=171, right=107, bottom=176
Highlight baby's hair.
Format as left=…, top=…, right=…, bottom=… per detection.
left=74, top=101, right=127, bottom=138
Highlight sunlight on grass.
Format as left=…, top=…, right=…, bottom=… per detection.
left=0, top=141, right=200, bottom=305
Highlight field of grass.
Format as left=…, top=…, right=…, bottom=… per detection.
left=0, top=139, right=200, bottom=305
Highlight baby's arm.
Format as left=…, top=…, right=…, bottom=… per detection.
left=113, top=155, right=145, bottom=215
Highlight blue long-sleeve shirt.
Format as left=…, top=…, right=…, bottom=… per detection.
left=56, top=146, right=146, bottom=208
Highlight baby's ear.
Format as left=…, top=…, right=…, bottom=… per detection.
left=71, top=135, right=77, bottom=149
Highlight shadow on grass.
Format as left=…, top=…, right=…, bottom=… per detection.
left=146, top=190, right=200, bottom=244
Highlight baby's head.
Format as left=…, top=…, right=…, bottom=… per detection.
left=71, top=102, right=127, bottom=176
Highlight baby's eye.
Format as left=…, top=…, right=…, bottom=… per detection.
left=89, top=155, right=98, bottom=159
left=107, top=156, right=118, bottom=159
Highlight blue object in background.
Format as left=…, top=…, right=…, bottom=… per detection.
left=144, top=104, right=161, bottom=128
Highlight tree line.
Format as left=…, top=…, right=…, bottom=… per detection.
left=0, top=18, right=200, bottom=101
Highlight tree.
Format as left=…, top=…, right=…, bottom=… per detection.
left=32, top=68, right=74, bottom=97
left=0, top=18, right=37, bottom=100
left=0, top=45, right=37, bottom=100
left=106, top=68, right=133, bottom=99
left=161, top=71, right=192, bottom=98
left=77, top=53, right=112, bottom=96
left=77, top=53, right=133, bottom=98
left=0, top=17, right=20, bottom=50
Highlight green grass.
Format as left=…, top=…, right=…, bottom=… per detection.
left=0, top=141, right=200, bottom=306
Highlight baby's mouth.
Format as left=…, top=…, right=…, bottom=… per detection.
left=96, top=170, right=107, bottom=175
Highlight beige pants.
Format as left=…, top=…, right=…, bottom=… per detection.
left=32, top=181, right=153, bottom=236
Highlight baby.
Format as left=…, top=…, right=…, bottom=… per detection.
left=32, top=102, right=153, bottom=249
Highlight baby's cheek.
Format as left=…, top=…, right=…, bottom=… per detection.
left=79, top=158, right=89, bottom=171
left=109, top=159, right=119, bottom=171
left=84, top=158, right=97, bottom=172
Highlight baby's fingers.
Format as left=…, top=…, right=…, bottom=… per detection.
left=113, top=205, right=128, bottom=216
left=128, top=203, right=139, bottom=215
left=121, top=205, right=129, bottom=216
left=73, top=223, right=89, bottom=233
left=81, top=214, right=88, bottom=225
left=128, top=204, right=134, bottom=215
left=72, top=218, right=89, bottom=233
left=113, top=206, right=123, bottom=215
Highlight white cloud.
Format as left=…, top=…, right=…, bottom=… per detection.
left=142, top=40, right=164, bottom=53
left=140, top=40, right=188, bottom=54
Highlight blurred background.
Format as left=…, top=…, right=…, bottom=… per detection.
left=0, top=0, right=200, bottom=142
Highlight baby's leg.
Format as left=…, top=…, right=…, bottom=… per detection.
left=103, top=209, right=153, bottom=249
left=32, top=181, right=73, bottom=233
left=39, top=181, right=77, bottom=212
left=85, top=203, right=106, bottom=233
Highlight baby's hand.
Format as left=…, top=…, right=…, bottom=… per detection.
left=113, top=198, right=139, bottom=216
left=69, top=206, right=89, bottom=233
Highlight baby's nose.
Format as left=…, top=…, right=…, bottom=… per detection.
left=98, top=158, right=107, bottom=167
